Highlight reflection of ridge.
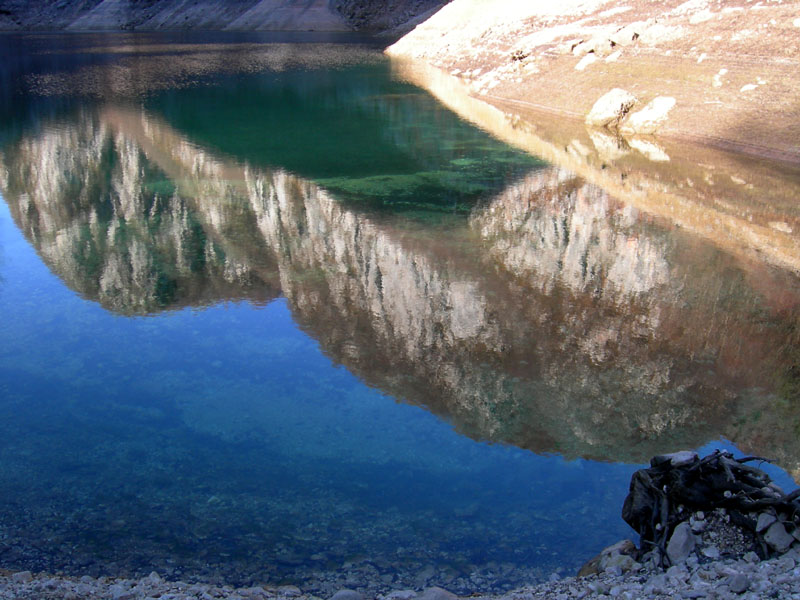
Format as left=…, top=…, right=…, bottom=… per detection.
left=2, top=106, right=799, bottom=474
left=474, top=169, right=670, bottom=303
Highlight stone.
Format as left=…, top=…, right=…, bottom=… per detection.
left=11, top=571, right=33, bottom=583
left=667, top=522, right=697, bottom=564
left=603, top=539, right=637, bottom=556
left=601, top=553, right=640, bottom=573
left=743, top=551, right=760, bottom=563
left=147, top=572, right=162, bottom=584
left=609, top=21, right=648, bottom=46
left=385, top=592, right=417, bottom=600
left=572, top=40, right=594, bottom=56
left=418, top=587, right=458, bottom=600
left=279, top=586, right=303, bottom=597
left=765, top=521, right=794, bottom=552
left=590, top=37, right=614, bottom=57
left=575, top=53, right=597, bottom=71
left=620, top=96, right=676, bottom=134
left=701, top=545, right=720, bottom=559
left=331, top=590, right=363, bottom=600
left=110, top=584, right=135, bottom=600
left=756, top=512, right=777, bottom=533
left=585, top=88, right=638, bottom=127
left=653, top=450, right=698, bottom=467
left=728, top=573, right=749, bottom=594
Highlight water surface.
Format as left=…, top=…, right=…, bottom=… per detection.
left=0, top=32, right=798, bottom=595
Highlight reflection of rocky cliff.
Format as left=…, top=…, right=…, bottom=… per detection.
left=2, top=107, right=799, bottom=473
left=1, top=110, right=280, bottom=314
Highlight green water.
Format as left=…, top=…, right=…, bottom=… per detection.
left=0, top=32, right=798, bottom=596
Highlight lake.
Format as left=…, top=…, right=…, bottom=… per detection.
left=0, top=31, right=798, bottom=596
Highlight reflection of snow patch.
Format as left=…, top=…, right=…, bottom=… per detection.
left=740, top=83, right=757, bottom=92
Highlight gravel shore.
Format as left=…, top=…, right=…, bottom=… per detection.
left=3, top=541, right=800, bottom=600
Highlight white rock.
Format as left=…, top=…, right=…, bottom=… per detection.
left=740, top=83, right=757, bottom=92
left=794, top=17, right=800, bottom=27
left=585, top=88, right=638, bottom=127
left=621, top=96, right=676, bottom=134
left=575, top=53, right=597, bottom=71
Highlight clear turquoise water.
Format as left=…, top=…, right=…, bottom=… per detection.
left=0, top=32, right=798, bottom=595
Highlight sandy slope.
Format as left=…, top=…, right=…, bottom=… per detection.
left=387, top=0, right=800, bottom=163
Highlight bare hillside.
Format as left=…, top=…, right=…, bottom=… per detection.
left=388, top=0, right=800, bottom=162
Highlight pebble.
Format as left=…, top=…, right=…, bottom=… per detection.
left=4, top=531, right=800, bottom=600
left=330, top=589, right=363, bottom=600
left=728, top=573, right=749, bottom=594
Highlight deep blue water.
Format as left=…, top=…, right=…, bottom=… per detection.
left=0, top=32, right=798, bottom=595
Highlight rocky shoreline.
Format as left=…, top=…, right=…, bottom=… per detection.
left=3, top=541, right=800, bottom=600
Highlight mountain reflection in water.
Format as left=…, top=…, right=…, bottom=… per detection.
left=2, top=104, right=799, bottom=472
left=1, top=35, right=799, bottom=594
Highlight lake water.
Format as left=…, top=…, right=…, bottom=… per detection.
left=0, top=32, right=799, bottom=596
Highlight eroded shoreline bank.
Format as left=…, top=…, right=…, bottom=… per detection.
left=386, top=0, right=800, bottom=166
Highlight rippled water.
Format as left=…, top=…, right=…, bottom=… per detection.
left=0, top=32, right=798, bottom=595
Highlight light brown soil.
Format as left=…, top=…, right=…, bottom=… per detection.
left=387, top=0, right=800, bottom=163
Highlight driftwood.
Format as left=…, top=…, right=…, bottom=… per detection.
left=622, top=450, right=800, bottom=564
